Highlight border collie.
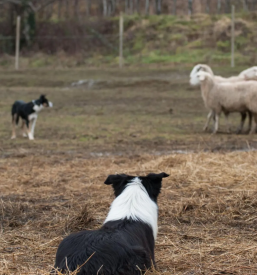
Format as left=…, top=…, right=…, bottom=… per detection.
left=53, top=172, right=169, bottom=275
left=11, top=95, right=53, bottom=140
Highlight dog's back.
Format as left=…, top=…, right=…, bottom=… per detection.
left=12, top=100, right=25, bottom=123
left=54, top=221, right=153, bottom=275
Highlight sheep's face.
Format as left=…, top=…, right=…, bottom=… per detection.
left=243, top=67, right=257, bottom=80
left=196, top=72, right=206, bottom=82
left=190, top=73, right=201, bottom=86
left=190, top=64, right=214, bottom=86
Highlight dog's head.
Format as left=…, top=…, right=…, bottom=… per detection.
left=104, top=172, right=169, bottom=202
left=38, top=95, right=53, bottom=108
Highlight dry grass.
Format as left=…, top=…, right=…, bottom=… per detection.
left=1, top=151, right=257, bottom=274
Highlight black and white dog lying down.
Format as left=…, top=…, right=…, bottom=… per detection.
left=11, top=95, right=53, bottom=140
left=53, top=172, right=169, bottom=275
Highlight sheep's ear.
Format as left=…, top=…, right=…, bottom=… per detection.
left=104, top=174, right=128, bottom=185
left=147, top=172, right=169, bottom=180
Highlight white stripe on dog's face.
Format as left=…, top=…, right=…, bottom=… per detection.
left=48, top=101, right=53, bottom=107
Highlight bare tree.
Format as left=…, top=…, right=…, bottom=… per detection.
left=145, top=0, right=150, bottom=15
left=135, top=0, right=139, bottom=13
left=217, top=0, right=221, bottom=13
left=85, top=0, right=91, bottom=16
left=155, top=0, right=162, bottom=14
left=74, top=0, right=79, bottom=18
left=173, top=0, right=177, bottom=15
left=58, top=0, right=62, bottom=19
left=103, top=0, right=107, bottom=16
left=242, top=0, right=248, bottom=11
left=130, top=0, right=134, bottom=14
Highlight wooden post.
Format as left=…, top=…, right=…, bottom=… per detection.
left=231, top=5, right=235, bottom=68
left=15, top=16, right=21, bottom=70
left=119, top=12, right=123, bottom=68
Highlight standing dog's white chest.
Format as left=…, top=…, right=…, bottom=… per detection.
left=28, top=113, right=38, bottom=121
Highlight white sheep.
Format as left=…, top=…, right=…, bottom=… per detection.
left=190, top=64, right=257, bottom=133
left=195, top=71, right=257, bottom=134
left=190, top=64, right=257, bottom=83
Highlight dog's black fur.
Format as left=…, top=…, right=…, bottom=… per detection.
left=12, top=95, right=51, bottom=127
left=53, top=172, right=169, bottom=275
left=11, top=95, right=52, bottom=140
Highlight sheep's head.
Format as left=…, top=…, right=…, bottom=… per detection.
left=189, top=64, right=214, bottom=86
left=196, top=71, right=213, bottom=84
left=239, top=66, right=257, bottom=80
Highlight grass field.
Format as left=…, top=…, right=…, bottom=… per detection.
left=1, top=66, right=257, bottom=274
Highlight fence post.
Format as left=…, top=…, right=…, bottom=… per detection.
left=231, top=5, right=235, bottom=68
left=15, top=16, right=21, bottom=70
left=119, top=12, right=123, bottom=68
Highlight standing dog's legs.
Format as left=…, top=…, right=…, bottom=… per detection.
left=21, top=120, right=27, bottom=137
left=30, top=117, right=37, bottom=139
left=11, top=114, right=17, bottom=139
left=25, top=119, right=34, bottom=140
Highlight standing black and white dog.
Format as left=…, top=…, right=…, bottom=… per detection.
left=53, top=172, right=169, bottom=275
left=11, top=95, right=53, bottom=140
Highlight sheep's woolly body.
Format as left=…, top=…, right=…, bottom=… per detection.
left=190, top=64, right=257, bottom=133
left=198, top=71, right=257, bottom=134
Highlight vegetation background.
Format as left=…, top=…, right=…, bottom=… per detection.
left=0, top=0, right=257, bottom=68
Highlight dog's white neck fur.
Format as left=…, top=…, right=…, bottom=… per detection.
left=104, top=177, right=158, bottom=240
left=33, top=104, right=44, bottom=113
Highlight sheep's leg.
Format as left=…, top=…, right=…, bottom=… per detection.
left=249, top=114, right=257, bottom=134
left=224, top=112, right=231, bottom=133
left=236, top=112, right=247, bottom=134
left=246, top=111, right=252, bottom=133
left=213, top=113, right=220, bottom=134
left=203, top=111, right=214, bottom=132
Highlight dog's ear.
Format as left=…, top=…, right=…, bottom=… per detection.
left=40, top=94, right=46, bottom=99
left=147, top=172, right=169, bottom=180
left=104, top=174, right=128, bottom=185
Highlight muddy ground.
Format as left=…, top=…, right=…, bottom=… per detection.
left=1, top=66, right=257, bottom=274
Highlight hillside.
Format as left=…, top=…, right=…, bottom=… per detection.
left=1, top=12, right=257, bottom=68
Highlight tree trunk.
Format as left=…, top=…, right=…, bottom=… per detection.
left=74, top=0, right=79, bottom=19
left=188, top=0, right=192, bottom=15
left=125, top=0, right=129, bottom=14
left=173, top=0, right=177, bottom=15
left=103, top=0, right=107, bottom=16
left=205, top=0, right=210, bottom=13
left=156, top=0, right=162, bottom=14
left=58, top=0, right=62, bottom=20
left=129, top=0, right=134, bottom=14
left=86, top=0, right=91, bottom=16
left=135, top=0, right=140, bottom=13
left=217, top=0, right=221, bottom=13
left=145, top=0, right=150, bottom=15
left=65, top=0, right=69, bottom=19
left=242, top=0, right=248, bottom=11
